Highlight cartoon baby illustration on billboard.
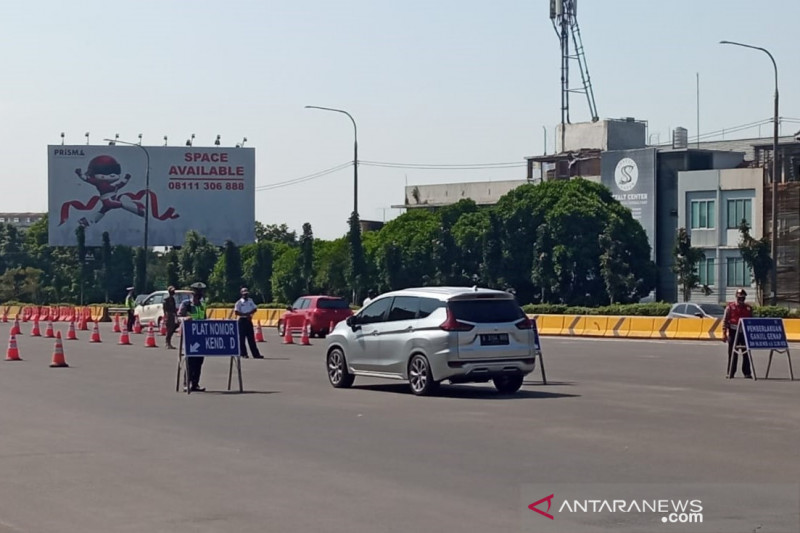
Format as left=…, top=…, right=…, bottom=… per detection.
left=59, top=155, right=179, bottom=228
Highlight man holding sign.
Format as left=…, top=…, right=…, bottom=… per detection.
left=722, top=288, right=754, bottom=379
left=179, top=282, right=208, bottom=392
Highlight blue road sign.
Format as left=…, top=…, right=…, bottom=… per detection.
left=183, top=319, right=240, bottom=357
left=740, top=318, right=789, bottom=350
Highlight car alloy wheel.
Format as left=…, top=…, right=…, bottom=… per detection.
left=408, top=354, right=438, bottom=396
left=327, top=347, right=354, bottom=388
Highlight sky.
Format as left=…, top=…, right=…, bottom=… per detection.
left=1, top=0, right=798, bottom=240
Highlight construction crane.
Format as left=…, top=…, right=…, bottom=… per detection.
left=550, top=0, right=599, bottom=149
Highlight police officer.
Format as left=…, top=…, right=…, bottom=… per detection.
left=179, top=282, right=208, bottom=391
left=124, top=286, right=136, bottom=332
left=234, top=287, right=263, bottom=359
left=162, top=286, right=179, bottom=350
left=722, top=288, right=754, bottom=379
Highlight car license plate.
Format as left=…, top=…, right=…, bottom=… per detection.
left=480, top=333, right=509, bottom=346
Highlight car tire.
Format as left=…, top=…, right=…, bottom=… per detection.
left=408, top=354, right=439, bottom=396
left=327, top=347, right=354, bottom=388
left=493, top=375, right=524, bottom=394
left=277, top=320, right=285, bottom=337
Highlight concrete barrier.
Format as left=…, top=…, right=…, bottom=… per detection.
left=536, top=315, right=565, bottom=336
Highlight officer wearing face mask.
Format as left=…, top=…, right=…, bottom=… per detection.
left=722, top=288, right=754, bottom=379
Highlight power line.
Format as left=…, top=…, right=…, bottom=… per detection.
left=255, top=161, right=352, bottom=192
left=360, top=160, right=526, bottom=170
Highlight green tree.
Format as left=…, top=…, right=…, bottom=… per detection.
left=272, top=247, right=303, bottom=303
left=599, top=214, right=656, bottom=303
left=246, top=242, right=273, bottom=303
left=223, top=240, right=243, bottom=302
left=672, top=227, right=704, bottom=302
left=372, top=209, right=438, bottom=290
left=255, top=222, right=297, bottom=245
left=313, top=238, right=349, bottom=297
left=300, top=223, right=315, bottom=293
left=347, top=212, right=366, bottom=301
left=452, top=209, right=489, bottom=284
left=738, top=221, right=772, bottom=305
left=133, top=248, right=147, bottom=295
left=0, top=267, right=44, bottom=303
left=166, top=249, right=180, bottom=289
left=178, top=231, right=219, bottom=286
left=481, top=211, right=504, bottom=288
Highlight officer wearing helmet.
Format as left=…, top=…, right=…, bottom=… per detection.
left=722, top=288, right=754, bottom=379
left=178, top=282, right=208, bottom=391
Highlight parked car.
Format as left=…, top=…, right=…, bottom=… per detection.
left=277, top=295, right=353, bottom=338
left=667, top=302, right=726, bottom=319
left=134, top=290, right=193, bottom=326
left=325, top=287, right=540, bottom=396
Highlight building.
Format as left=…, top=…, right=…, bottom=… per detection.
left=397, top=119, right=800, bottom=304
left=677, top=168, right=763, bottom=303
left=0, top=212, right=45, bottom=229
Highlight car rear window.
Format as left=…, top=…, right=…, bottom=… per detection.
left=318, top=298, right=349, bottom=309
left=448, top=298, right=524, bottom=323
left=699, top=304, right=725, bottom=316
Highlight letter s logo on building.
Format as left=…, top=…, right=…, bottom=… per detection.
left=614, top=157, right=638, bottom=192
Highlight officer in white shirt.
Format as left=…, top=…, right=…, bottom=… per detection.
left=234, top=287, right=263, bottom=359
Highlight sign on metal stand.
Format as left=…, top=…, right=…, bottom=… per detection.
left=532, top=317, right=547, bottom=385
left=733, top=318, right=794, bottom=381
left=176, top=319, right=243, bottom=394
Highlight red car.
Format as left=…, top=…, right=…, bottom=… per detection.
left=278, top=295, right=353, bottom=338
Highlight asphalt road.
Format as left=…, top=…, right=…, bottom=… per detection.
left=0, top=321, right=798, bottom=533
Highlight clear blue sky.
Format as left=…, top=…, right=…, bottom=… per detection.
left=1, top=0, right=797, bottom=240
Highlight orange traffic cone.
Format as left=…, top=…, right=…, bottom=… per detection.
left=66, top=320, right=78, bottom=340
left=1, top=308, right=7, bottom=323
left=113, top=314, right=121, bottom=333
left=145, top=322, right=157, bottom=348
left=5, top=333, right=21, bottom=361
left=50, top=331, right=68, bottom=368
left=79, top=314, right=89, bottom=331
left=159, top=320, right=167, bottom=336
left=44, top=320, right=55, bottom=338
left=133, top=316, right=142, bottom=334
left=11, top=317, right=21, bottom=336
left=118, top=327, right=132, bottom=345
left=90, top=321, right=101, bottom=343
left=329, top=320, right=337, bottom=334
left=255, top=321, right=265, bottom=342
left=282, top=319, right=294, bottom=345
left=300, top=319, right=311, bottom=346
left=30, top=318, right=41, bottom=337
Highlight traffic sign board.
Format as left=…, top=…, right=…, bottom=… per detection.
left=183, top=319, right=240, bottom=357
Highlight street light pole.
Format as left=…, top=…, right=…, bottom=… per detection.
left=304, top=106, right=359, bottom=219
left=720, top=40, right=779, bottom=305
left=104, top=138, right=151, bottom=291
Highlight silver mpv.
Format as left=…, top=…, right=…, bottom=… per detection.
left=325, top=287, right=540, bottom=396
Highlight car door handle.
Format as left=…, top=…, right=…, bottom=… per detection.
left=371, top=330, right=379, bottom=336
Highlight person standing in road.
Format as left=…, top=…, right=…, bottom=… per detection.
left=162, top=286, right=179, bottom=350
left=125, top=286, right=136, bottom=332
left=722, top=288, right=754, bottom=379
left=179, top=282, right=208, bottom=392
left=235, top=287, right=263, bottom=359
left=362, top=290, right=376, bottom=308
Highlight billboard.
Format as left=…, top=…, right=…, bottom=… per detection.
left=601, top=148, right=657, bottom=260
left=48, top=145, right=255, bottom=246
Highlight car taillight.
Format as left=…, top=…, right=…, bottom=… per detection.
left=515, top=316, right=533, bottom=330
left=439, top=309, right=474, bottom=331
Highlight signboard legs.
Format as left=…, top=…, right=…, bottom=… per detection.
left=729, top=323, right=756, bottom=381
left=765, top=349, right=795, bottom=380
left=227, top=357, right=243, bottom=392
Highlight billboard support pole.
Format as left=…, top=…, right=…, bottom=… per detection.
left=106, top=139, right=150, bottom=292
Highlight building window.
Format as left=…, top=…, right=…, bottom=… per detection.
left=696, top=256, right=715, bottom=286
left=726, top=257, right=751, bottom=287
left=0, top=217, right=5, bottom=222
left=12, top=217, right=19, bottom=223
left=690, top=200, right=715, bottom=229
left=727, top=199, right=752, bottom=229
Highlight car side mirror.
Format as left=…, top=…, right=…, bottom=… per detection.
left=286, top=306, right=293, bottom=311
left=695, top=312, right=703, bottom=318
left=346, top=315, right=360, bottom=330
